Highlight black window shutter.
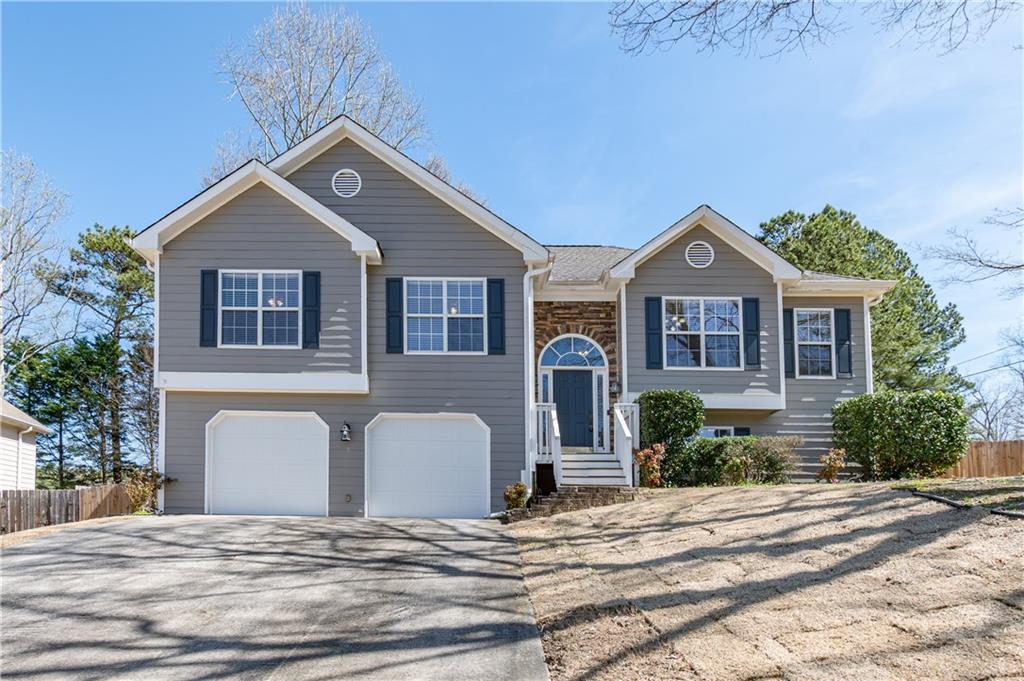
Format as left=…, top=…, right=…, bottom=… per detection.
left=200, top=270, right=217, bottom=347
left=302, top=271, right=321, bottom=349
left=385, top=278, right=403, bottom=354
left=734, top=427, right=752, bottom=436
left=835, top=308, right=853, bottom=378
left=645, top=297, right=663, bottom=369
left=783, top=308, right=795, bottom=378
left=487, top=278, right=505, bottom=355
left=742, top=297, right=760, bottom=369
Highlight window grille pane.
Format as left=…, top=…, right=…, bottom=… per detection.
left=221, top=273, right=258, bottom=308
left=596, top=374, right=605, bottom=448
left=705, top=335, right=741, bottom=367
left=666, top=334, right=701, bottom=367
left=407, top=316, right=444, bottom=352
left=447, top=317, right=484, bottom=352
left=797, top=311, right=832, bottom=343
left=798, top=345, right=833, bottom=376
left=262, top=273, right=299, bottom=308
left=665, top=299, right=701, bottom=332
left=407, top=280, right=444, bottom=315
left=446, top=280, right=484, bottom=315
left=262, top=311, right=298, bottom=346
left=221, top=310, right=257, bottom=345
left=704, top=299, right=740, bottom=333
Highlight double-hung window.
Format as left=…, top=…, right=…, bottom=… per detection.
left=405, top=278, right=486, bottom=353
left=795, top=309, right=835, bottom=378
left=219, top=271, right=301, bottom=348
left=663, top=297, right=742, bottom=369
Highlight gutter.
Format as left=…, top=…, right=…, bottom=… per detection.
left=16, top=426, right=33, bottom=490
left=523, top=261, right=554, bottom=490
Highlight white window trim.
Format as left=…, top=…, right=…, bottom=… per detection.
left=794, top=307, right=836, bottom=379
left=217, top=269, right=303, bottom=350
left=700, top=426, right=735, bottom=438
left=403, top=277, right=488, bottom=355
left=662, top=296, right=745, bottom=371
left=537, top=333, right=611, bottom=452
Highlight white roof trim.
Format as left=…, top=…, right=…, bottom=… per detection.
left=609, top=205, right=802, bottom=282
left=132, top=161, right=382, bottom=264
left=783, top=278, right=897, bottom=299
left=268, top=116, right=549, bottom=264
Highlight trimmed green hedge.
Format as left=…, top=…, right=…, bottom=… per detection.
left=637, top=390, right=704, bottom=451
left=664, top=436, right=799, bottom=486
left=832, top=391, right=968, bottom=480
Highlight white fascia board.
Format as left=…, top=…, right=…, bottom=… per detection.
left=268, top=116, right=550, bottom=264
left=610, top=205, right=802, bottom=282
left=131, top=161, right=382, bottom=264
left=783, top=279, right=898, bottom=298
left=158, top=371, right=369, bottom=394
left=697, top=393, right=785, bottom=411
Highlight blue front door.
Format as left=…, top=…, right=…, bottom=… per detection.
left=553, top=370, right=593, bottom=447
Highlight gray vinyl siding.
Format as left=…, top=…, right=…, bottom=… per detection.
left=703, top=296, right=870, bottom=478
left=162, top=138, right=528, bottom=516
left=625, top=225, right=781, bottom=397
left=159, top=184, right=362, bottom=374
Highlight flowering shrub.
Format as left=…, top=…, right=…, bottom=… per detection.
left=635, top=443, right=666, bottom=487
left=667, top=436, right=800, bottom=486
left=504, top=481, right=528, bottom=510
left=816, top=448, right=847, bottom=483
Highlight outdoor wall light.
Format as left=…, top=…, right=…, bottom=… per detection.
left=340, top=423, right=352, bottom=442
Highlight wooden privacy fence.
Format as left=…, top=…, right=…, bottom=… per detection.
left=943, top=440, right=1024, bottom=479
left=0, top=484, right=131, bottom=535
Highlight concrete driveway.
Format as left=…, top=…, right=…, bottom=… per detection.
left=1, top=515, right=549, bottom=680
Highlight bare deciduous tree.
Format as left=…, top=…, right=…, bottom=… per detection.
left=609, top=0, right=1020, bottom=56
left=967, top=377, right=1021, bottom=440
left=207, top=2, right=428, bottom=185
left=926, top=207, right=1023, bottom=297
left=0, top=150, right=79, bottom=399
left=423, top=153, right=487, bottom=206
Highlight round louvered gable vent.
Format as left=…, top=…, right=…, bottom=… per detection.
left=331, top=169, right=362, bottom=198
left=685, top=241, right=715, bottom=268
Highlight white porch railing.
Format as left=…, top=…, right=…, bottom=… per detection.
left=613, top=402, right=640, bottom=487
left=535, top=402, right=562, bottom=485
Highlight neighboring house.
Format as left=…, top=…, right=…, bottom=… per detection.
left=131, top=116, right=895, bottom=519
left=0, top=399, right=50, bottom=490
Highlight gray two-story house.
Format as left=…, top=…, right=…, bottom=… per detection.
left=131, top=116, right=894, bottom=519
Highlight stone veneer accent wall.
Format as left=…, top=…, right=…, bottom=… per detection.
left=534, top=301, right=620, bottom=403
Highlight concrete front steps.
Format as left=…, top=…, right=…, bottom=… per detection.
left=502, top=485, right=641, bottom=523
left=560, top=450, right=629, bottom=486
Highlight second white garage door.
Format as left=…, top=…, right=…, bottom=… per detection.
left=366, top=413, right=490, bottom=519
left=206, top=411, right=329, bottom=516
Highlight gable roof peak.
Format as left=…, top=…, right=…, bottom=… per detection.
left=267, top=115, right=549, bottom=263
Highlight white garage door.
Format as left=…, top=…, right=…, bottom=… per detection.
left=366, top=413, right=490, bottom=519
left=207, top=411, right=329, bottom=516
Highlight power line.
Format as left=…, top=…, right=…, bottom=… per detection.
left=962, top=359, right=1024, bottom=379
left=955, top=345, right=1015, bottom=366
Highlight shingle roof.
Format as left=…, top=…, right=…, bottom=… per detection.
left=547, top=245, right=634, bottom=282
left=1, top=399, right=51, bottom=434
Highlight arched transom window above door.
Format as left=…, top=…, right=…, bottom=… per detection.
left=540, top=335, right=606, bottom=368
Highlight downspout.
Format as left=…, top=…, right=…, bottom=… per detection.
left=16, top=426, right=34, bottom=490
left=523, top=261, right=554, bottom=489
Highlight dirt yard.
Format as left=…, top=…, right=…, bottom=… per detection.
left=511, top=484, right=1024, bottom=681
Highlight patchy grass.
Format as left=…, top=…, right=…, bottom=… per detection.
left=893, top=476, right=1024, bottom=511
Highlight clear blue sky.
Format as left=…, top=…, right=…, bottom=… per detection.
left=3, top=2, right=1022, bottom=377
